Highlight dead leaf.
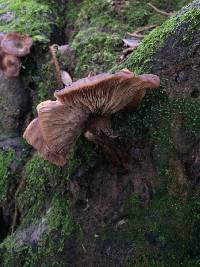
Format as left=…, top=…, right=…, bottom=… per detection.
left=61, top=70, right=72, bottom=86
left=122, top=38, right=141, bottom=49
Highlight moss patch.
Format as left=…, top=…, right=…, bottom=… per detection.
left=0, top=149, right=16, bottom=204
left=70, top=0, right=191, bottom=77
left=117, top=5, right=200, bottom=72
left=173, top=97, right=200, bottom=142
left=121, top=189, right=200, bottom=266
left=0, top=193, right=76, bottom=267
left=1, top=0, right=199, bottom=266
left=72, top=28, right=122, bottom=76
left=0, top=0, right=56, bottom=42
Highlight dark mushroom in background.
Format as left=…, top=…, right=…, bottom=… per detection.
left=23, top=69, right=160, bottom=166
left=0, top=32, right=32, bottom=78
left=1, top=54, right=21, bottom=78
left=1, top=32, right=32, bottom=57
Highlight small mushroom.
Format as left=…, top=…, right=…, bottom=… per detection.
left=23, top=118, right=66, bottom=166
left=1, top=54, right=21, bottom=78
left=23, top=69, right=160, bottom=166
left=1, top=32, right=32, bottom=57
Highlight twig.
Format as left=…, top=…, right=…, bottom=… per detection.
left=127, top=24, right=157, bottom=39
left=127, top=33, right=144, bottom=39
left=147, top=3, right=174, bottom=17
left=49, top=44, right=63, bottom=88
left=120, top=47, right=135, bottom=60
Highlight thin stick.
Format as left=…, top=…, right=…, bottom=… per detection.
left=147, top=3, right=174, bottom=17
left=127, top=33, right=144, bottom=39
left=49, top=44, right=63, bottom=88
left=127, top=24, right=157, bottom=39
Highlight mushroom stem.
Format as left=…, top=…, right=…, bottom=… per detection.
left=84, top=116, right=127, bottom=167
left=86, top=116, right=118, bottom=138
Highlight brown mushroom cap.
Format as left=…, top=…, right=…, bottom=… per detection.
left=1, top=32, right=33, bottom=57
left=37, top=100, right=89, bottom=155
left=23, top=69, right=160, bottom=165
left=41, top=70, right=159, bottom=154
left=23, top=118, right=66, bottom=166
left=54, top=70, right=160, bottom=114
left=138, top=74, right=160, bottom=88
left=1, top=54, right=21, bottom=78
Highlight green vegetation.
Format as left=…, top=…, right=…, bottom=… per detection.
left=72, top=28, right=122, bottom=76
left=173, top=97, right=200, bottom=141
left=70, top=0, right=191, bottom=77
left=0, top=194, right=76, bottom=267
left=122, top=190, right=200, bottom=266
left=119, top=7, right=200, bottom=72
left=0, top=0, right=200, bottom=266
left=0, top=0, right=55, bottom=42
left=0, top=149, right=16, bottom=204
left=0, top=154, right=76, bottom=267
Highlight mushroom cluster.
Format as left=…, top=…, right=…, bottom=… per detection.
left=0, top=32, right=32, bottom=78
left=23, top=69, right=160, bottom=166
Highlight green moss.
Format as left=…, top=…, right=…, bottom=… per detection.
left=0, top=0, right=54, bottom=42
left=72, top=28, right=122, bottom=76
left=18, top=138, right=94, bottom=221
left=22, top=194, right=75, bottom=267
left=1, top=1, right=199, bottom=266
left=0, top=152, right=77, bottom=266
left=118, top=6, right=200, bottom=72
left=30, top=55, right=59, bottom=114
left=18, top=154, right=68, bottom=214
left=75, top=0, right=190, bottom=35
left=0, top=149, right=16, bottom=204
left=70, top=0, right=191, bottom=77
left=65, top=0, right=82, bottom=41
left=67, top=137, right=96, bottom=176
left=0, top=193, right=76, bottom=267
left=173, top=97, right=200, bottom=141
left=122, top=190, right=200, bottom=266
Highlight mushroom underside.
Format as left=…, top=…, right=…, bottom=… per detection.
left=23, top=70, right=160, bottom=166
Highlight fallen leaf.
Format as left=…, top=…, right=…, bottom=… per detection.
left=122, top=38, right=141, bottom=48
left=61, top=70, right=72, bottom=86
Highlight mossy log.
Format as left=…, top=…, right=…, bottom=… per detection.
left=0, top=1, right=200, bottom=267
